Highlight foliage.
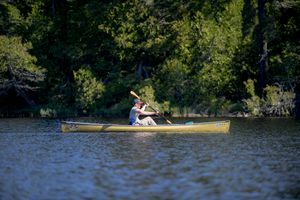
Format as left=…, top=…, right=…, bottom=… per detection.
left=243, top=80, right=295, bottom=116
left=155, top=58, right=190, bottom=107
left=262, top=84, right=295, bottom=116
left=0, top=2, right=26, bottom=35
left=243, top=79, right=262, bottom=116
left=74, top=67, right=105, bottom=114
left=39, top=103, right=77, bottom=118
left=98, top=98, right=131, bottom=117
left=0, top=35, right=45, bottom=107
left=0, top=0, right=299, bottom=117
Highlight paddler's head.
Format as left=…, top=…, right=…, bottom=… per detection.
left=133, top=99, right=143, bottom=108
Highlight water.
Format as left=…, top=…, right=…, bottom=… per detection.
left=0, top=118, right=299, bottom=200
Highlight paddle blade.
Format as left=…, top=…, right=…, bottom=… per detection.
left=166, top=120, right=172, bottom=125
left=130, top=91, right=140, bottom=99
left=185, top=121, right=194, bottom=125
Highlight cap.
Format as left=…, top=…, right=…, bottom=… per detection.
left=133, top=99, right=143, bottom=104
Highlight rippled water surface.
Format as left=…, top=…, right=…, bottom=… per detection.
left=0, top=118, right=299, bottom=200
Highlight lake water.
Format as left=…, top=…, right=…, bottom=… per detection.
left=0, top=118, right=299, bottom=200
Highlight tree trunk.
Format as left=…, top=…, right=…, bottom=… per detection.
left=258, top=0, right=268, bottom=94
left=295, top=86, right=300, bottom=118
left=52, top=0, right=56, bottom=17
left=61, top=0, right=75, bottom=104
left=137, top=60, right=149, bottom=79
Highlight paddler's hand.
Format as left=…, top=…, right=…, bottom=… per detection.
left=141, top=103, right=148, bottom=111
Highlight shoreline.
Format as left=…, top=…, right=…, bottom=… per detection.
left=1, top=113, right=298, bottom=119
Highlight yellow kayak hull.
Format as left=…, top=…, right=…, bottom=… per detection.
left=61, top=120, right=230, bottom=133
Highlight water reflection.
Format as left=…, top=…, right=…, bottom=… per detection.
left=0, top=118, right=299, bottom=199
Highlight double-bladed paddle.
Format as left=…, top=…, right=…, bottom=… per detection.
left=130, top=91, right=172, bottom=125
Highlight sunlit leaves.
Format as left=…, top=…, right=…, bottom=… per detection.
left=0, top=36, right=45, bottom=86
left=1, top=0, right=299, bottom=116
left=0, top=35, right=45, bottom=109
left=74, top=67, right=105, bottom=113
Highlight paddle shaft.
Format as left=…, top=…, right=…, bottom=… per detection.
left=130, top=91, right=172, bottom=124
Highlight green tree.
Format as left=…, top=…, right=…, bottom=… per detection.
left=155, top=58, right=190, bottom=107
left=74, top=67, right=105, bottom=114
left=0, top=0, right=299, bottom=117
left=0, top=2, right=26, bottom=36
left=0, top=36, right=45, bottom=108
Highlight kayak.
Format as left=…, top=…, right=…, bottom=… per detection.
left=61, top=120, right=230, bottom=133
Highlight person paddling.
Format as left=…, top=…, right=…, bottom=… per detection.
left=129, top=99, right=158, bottom=125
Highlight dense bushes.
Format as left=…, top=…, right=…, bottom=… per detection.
left=74, top=67, right=105, bottom=114
left=244, top=80, right=295, bottom=117
left=0, top=0, right=299, bottom=117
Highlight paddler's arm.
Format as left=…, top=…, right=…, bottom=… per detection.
left=137, top=104, right=158, bottom=115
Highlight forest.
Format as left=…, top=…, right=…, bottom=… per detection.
left=0, top=0, right=299, bottom=118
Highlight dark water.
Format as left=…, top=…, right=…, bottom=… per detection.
left=0, top=118, right=299, bottom=200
